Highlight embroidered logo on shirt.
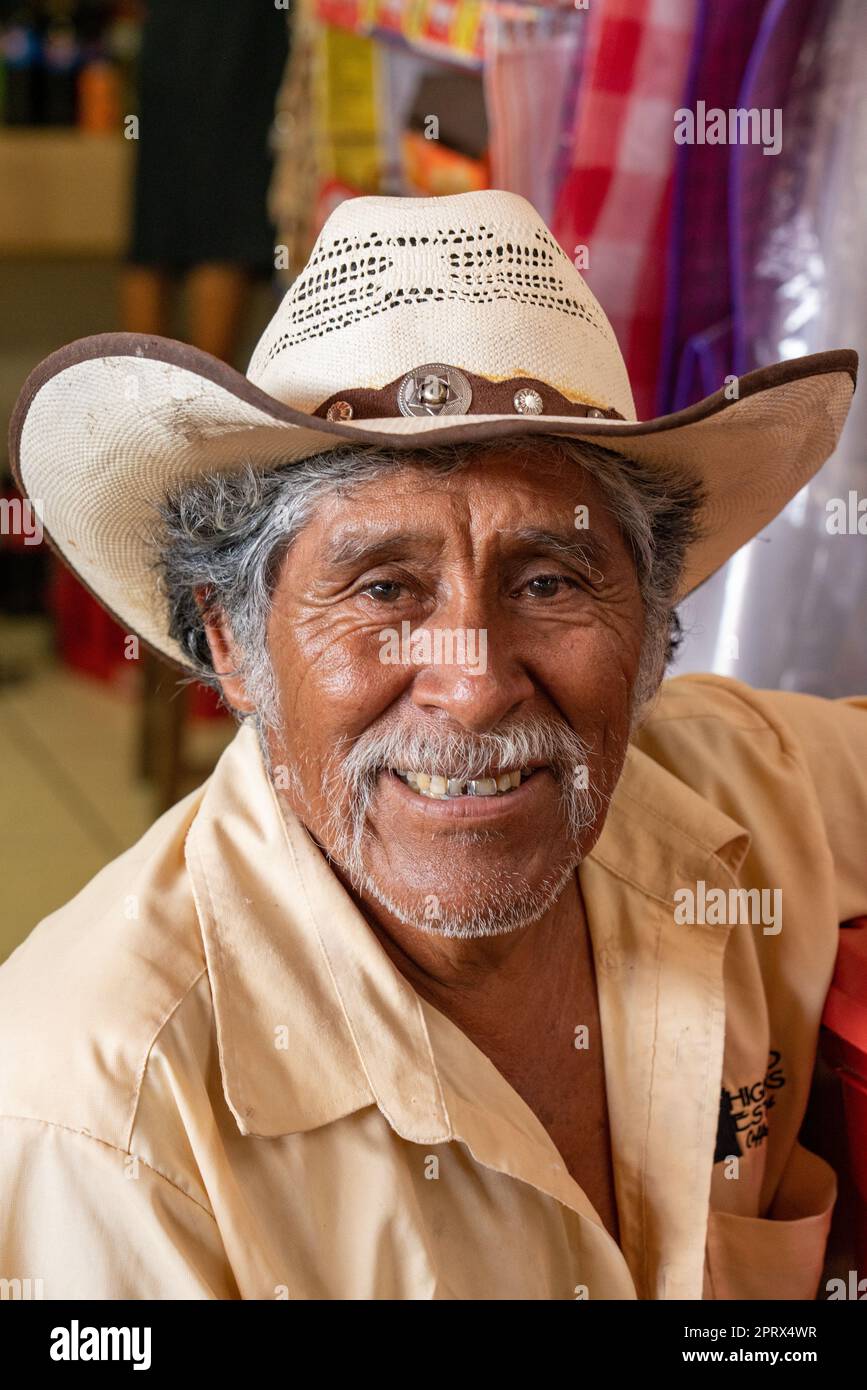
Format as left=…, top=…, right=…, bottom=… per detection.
left=713, top=1049, right=786, bottom=1161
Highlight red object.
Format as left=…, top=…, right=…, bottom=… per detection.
left=551, top=0, right=698, bottom=419
left=51, top=561, right=131, bottom=684
left=77, top=60, right=122, bottom=133
left=421, top=0, right=460, bottom=45
left=372, top=0, right=406, bottom=35
left=189, top=682, right=226, bottom=720
left=50, top=562, right=226, bottom=719
left=315, top=0, right=365, bottom=28
left=313, top=178, right=363, bottom=240
left=821, top=918, right=867, bottom=1271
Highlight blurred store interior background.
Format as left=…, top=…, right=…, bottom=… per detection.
left=1, top=0, right=866, bottom=957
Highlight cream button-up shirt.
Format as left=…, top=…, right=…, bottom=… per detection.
left=1, top=674, right=865, bottom=1300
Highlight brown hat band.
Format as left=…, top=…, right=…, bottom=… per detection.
left=313, top=365, right=626, bottom=423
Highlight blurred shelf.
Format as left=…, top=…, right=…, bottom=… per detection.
left=0, top=129, right=132, bottom=257
left=366, top=23, right=483, bottom=68
left=315, top=0, right=485, bottom=68
left=315, top=0, right=577, bottom=66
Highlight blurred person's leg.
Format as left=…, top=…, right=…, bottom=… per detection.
left=186, top=262, right=250, bottom=363
left=120, top=266, right=172, bottom=336
left=119, top=0, right=286, bottom=814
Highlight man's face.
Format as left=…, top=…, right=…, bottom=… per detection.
left=260, top=446, right=645, bottom=936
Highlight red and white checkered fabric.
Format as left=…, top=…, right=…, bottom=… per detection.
left=552, top=0, right=698, bottom=420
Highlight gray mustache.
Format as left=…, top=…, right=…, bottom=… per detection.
left=321, top=714, right=603, bottom=896
left=338, top=713, right=594, bottom=785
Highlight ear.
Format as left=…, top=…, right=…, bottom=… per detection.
left=197, top=589, right=256, bottom=715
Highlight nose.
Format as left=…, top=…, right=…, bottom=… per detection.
left=406, top=601, right=536, bottom=733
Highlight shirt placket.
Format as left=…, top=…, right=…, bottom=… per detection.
left=581, top=845, right=734, bottom=1300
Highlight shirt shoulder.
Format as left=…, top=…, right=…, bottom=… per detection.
left=637, top=670, right=867, bottom=780
left=0, top=781, right=213, bottom=1150
left=641, top=671, right=792, bottom=734
left=631, top=673, right=806, bottom=817
left=636, top=673, right=867, bottom=922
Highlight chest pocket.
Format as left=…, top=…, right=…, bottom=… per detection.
left=703, top=1142, right=837, bottom=1300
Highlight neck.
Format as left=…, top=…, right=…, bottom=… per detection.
left=333, top=864, right=588, bottom=1048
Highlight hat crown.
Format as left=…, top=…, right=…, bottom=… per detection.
left=247, top=189, right=637, bottom=421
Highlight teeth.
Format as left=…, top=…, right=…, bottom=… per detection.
left=468, top=778, right=498, bottom=796
left=393, top=767, right=544, bottom=799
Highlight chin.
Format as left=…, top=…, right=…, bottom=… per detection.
left=358, top=854, right=580, bottom=939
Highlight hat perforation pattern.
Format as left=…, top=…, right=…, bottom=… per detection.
left=303, top=222, right=566, bottom=264
left=256, top=226, right=614, bottom=366
left=259, top=285, right=610, bottom=356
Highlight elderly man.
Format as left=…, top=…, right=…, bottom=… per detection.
left=1, top=190, right=865, bottom=1301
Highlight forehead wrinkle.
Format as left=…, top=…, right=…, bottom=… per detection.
left=319, top=526, right=444, bottom=571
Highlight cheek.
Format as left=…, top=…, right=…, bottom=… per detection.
left=270, top=618, right=408, bottom=747
left=544, top=613, right=642, bottom=738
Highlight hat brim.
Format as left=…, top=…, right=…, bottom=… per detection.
left=8, top=332, right=857, bottom=672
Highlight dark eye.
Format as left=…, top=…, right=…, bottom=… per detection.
left=524, top=574, right=582, bottom=598
left=361, top=579, right=405, bottom=602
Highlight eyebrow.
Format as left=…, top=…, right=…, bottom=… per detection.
left=508, top=527, right=613, bottom=580
left=318, top=524, right=613, bottom=579
left=321, top=529, right=441, bottom=571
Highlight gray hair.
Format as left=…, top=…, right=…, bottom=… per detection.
left=154, top=434, right=705, bottom=733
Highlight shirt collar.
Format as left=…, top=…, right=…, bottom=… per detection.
left=185, top=721, right=449, bottom=1141
left=185, top=720, right=751, bottom=1145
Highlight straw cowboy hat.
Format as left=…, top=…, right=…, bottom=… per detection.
left=8, top=188, right=857, bottom=672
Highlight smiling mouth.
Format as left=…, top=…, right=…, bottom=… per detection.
left=389, top=766, right=549, bottom=800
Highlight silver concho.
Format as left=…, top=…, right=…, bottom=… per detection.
left=513, top=388, right=544, bottom=415
left=397, top=363, right=473, bottom=417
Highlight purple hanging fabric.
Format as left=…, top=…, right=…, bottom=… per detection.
left=670, top=319, right=734, bottom=413
left=657, top=0, right=770, bottom=414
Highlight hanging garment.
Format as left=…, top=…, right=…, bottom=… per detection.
left=656, top=0, right=770, bottom=415
left=483, top=3, right=587, bottom=225
left=730, top=0, right=831, bottom=377
left=127, top=0, right=290, bottom=275
left=672, top=0, right=867, bottom=697
left=551, top=0, right=698, bottom=420
left=269, top=0, right=322, bottom=285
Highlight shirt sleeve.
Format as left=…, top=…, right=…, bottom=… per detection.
left=0, top=1114, right=238, bottom=1299
left=756, top=689, right=867, bottom=925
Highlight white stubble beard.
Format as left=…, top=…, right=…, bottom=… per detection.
left=315, top=718, right=611, bottom=939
